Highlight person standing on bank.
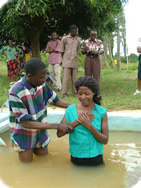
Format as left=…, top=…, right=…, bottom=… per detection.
left=61, top=25, right=80, bottom=97
left=133, top=46, right=141, bottom=95
left=81, top=29, right=104, bottom=83
left=0, top=39, right=20, bottom=81
left=45, top=32, right=62, bottom=91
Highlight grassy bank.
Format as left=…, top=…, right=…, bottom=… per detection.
left=0, top=53, right=140, bottom=110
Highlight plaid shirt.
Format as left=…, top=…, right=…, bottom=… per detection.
left=8, top=76, right=58, bottom=150
left=82, top=38, right=104, bottom=55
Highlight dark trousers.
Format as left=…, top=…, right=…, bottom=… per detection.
left=71, top=155, right=104, bottom=166
left=85, top=56, right=101, bottom=83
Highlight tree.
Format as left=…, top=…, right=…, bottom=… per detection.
left=0, top=0, right=126, bottom=58
left=115, top=6, right=127, bottom=70
left=117, top=13, right=121, bottom=70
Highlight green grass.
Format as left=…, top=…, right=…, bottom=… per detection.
left=0, top=53, right=140, bottom=110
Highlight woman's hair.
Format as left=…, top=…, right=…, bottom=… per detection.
left=75, top=76, right=101, bottom=105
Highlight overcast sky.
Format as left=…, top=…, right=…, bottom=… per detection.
left=124, top=0, right=141, bottom=54
left=0, top=0, right=140, bottom=55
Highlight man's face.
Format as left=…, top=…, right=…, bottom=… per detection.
left=9, top=40, right=14, bottom=47
left=27, top=68, right=47, bottom=87
left=70, top=29, right=78, bottom=37
left=90, top=31, right=97, bottom=40
left=51, top=32, right=57, bottom=40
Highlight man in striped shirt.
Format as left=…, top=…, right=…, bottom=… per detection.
left=8, top=58, right=72, bottom=162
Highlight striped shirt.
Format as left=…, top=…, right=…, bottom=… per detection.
left=45, top=40, right=61, bottom=64
left=8, top=76, right=58, bottom=150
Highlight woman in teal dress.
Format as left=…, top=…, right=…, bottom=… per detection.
left=0, top=39, right=20, bottom=80
left=57, top=76, right=109, bottom=166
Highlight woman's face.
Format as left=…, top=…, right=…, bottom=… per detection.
left=77, top=86, right=95, bottom=107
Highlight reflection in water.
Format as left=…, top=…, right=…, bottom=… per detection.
left=0, top=131, right=141, bottom=188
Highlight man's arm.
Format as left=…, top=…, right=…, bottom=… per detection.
left=21, top=120, right=59, bottom=130
left=54, top=99, right=72, bottom=108
left=21, top=120, right=71, bottom=134
left=60, top=37, right=65, bottom=58
left=99, top=41, right=104, bottom=55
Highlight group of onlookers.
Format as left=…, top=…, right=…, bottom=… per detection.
left=0, top=40, right=31, bottom=81
left=45, top=25, right=104, bottom=97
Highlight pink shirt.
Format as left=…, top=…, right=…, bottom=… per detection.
left=45, top=40, right=61, bottom=64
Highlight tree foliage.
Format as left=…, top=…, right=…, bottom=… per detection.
left=0, top=0, right=127, bottom=58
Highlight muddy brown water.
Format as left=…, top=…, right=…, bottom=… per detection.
left=0, top=131, right=141, bottom=188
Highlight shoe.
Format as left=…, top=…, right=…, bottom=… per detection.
left=133, top=89, right=141, bottom=96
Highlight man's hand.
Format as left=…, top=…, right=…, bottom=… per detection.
left=57, top=123, right=73, bottom=134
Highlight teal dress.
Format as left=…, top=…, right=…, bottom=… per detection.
left=0, top=46, right=18, bottom=62
left=65, top=104, right=106, bottom=161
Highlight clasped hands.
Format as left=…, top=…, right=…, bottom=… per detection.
left=87, top=50, right=99, bottom=55
left=57, top=112, right=95, bottom=134
left=77, top=111, right=95, bottom=128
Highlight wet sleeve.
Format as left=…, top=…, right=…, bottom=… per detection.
left=8, top=93, right=32, bottom=122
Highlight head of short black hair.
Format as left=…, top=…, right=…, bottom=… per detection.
left=90, top=29, right=97, bottom=33
left=51, top=31, right=57, bottom=35
left=70, top=25, right=78, bottom=31
left=24, top=58, right=46, bottom=76
left=8, top=39, right=14, bottom=42
left=75, top=76, right=101, bottom=105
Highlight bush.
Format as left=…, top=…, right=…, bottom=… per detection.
left=40, top=51, right=49, bottom=66
left=120, top=56, right=127, bottom=63
left=78, top=52, right=85, bottom=68
left=128, top=53, right=138, bottom=63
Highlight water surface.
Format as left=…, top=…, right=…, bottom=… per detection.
left=0, top=131, right=141, bottom=188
